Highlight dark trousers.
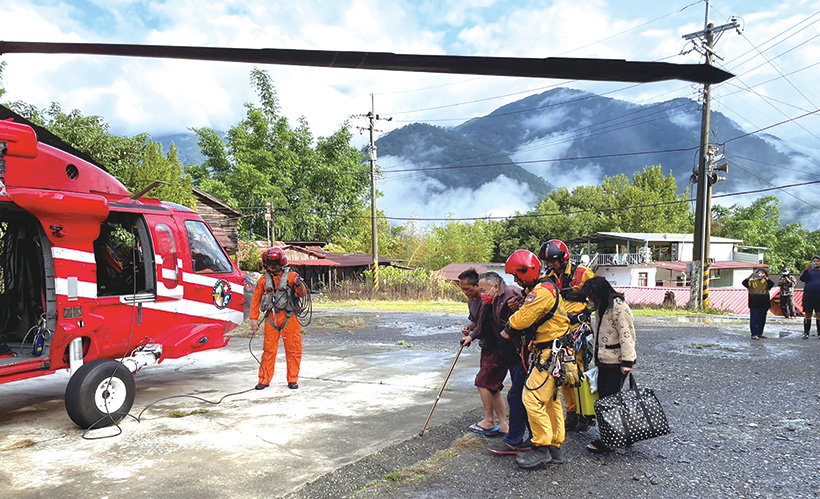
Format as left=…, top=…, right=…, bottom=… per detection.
left=749, top=307, right=768, bottom=337
left=504, top=361, right=531, bottom=446
left=598, top=364, right=627, bottom=399
left=781, top=295, right=795, bottom=318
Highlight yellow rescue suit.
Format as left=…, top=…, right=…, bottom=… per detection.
left=547, top=263, right=594, bottom=413
left=508, top=279, right=570, bottom=448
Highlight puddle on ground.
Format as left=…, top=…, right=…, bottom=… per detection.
left=657, top=333, right=800, bottom=359
left=660, top=316, right=744, bottom=324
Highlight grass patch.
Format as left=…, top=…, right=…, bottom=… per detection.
left=0, top=439, right=36, bottom=451
left=397, top=340, right=412, bottom=348
left=168, top=409, right=209, bottom=418
left=631, top=305, right=731, bottom=316
left=686, top=343, right=718, bottom=350
left=314, top=299, right=466, bottom=314
left=337, top=318, right=367, bottom=329
left=354, top=443, right=463, bottom=497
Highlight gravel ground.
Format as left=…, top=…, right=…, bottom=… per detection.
left=293, top=313, right=820, bottom=499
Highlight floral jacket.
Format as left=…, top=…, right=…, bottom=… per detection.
left=593, top=297, right=637, bottom=368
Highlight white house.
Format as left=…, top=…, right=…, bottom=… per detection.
left=567, top=232, right=768, bottom=288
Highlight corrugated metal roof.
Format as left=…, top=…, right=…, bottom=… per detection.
left=288, top=259, right=341, bottom=267
left=439, top=263, right=492, bottom=281
left=614, top=286, right=804, bottom=315
left=570, top=232, right=742, bottom=244
left=655, top=261, right=770, bottom=272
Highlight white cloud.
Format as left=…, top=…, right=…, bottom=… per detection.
left=378, top=155, right=536, bottom=221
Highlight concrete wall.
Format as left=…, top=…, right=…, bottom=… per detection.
left=671, top=241, right=735, bottom=262
left=596, top=265, right=657, bottom=286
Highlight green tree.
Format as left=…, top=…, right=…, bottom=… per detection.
left=193, top=68, right=368, bottom=242
left=713, top=195, right=820, bottom=271
left=0, top=60, right=6, bottom=100
left=493, top=165, right=691, bottom=260
left=8, top=102, right=194, bottom=206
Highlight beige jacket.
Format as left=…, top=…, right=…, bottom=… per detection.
left=593, top=297, right=637, bottom=368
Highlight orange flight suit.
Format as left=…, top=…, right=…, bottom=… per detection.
left=250, top=270, right=306, bottom=385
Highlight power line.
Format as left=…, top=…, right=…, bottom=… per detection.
left=376, top=179, right=820, bottom=221
left=374, top=1, right=701, bottom=103
left=238, top=178, right=820, bottom=222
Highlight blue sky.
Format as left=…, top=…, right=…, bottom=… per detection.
left=2, top=0, right=819, bottom=219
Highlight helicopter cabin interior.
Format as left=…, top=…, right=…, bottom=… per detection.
left=0, top=203, right=52, bottom=364
left=0, top=205, right=158, bottom=366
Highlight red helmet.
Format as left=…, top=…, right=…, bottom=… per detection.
left=540, top=239, right=570, bottom=263
left=262, top=247, right=287, bottom=267
left=505, top=250, right=541, bottom=284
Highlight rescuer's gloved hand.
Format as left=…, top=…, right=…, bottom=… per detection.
left=561, top=359, right=582, bottom=388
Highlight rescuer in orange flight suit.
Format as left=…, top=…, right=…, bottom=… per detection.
left=250, top=247, right=307, bottom=390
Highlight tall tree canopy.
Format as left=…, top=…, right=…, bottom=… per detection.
left=713, top=196, right=820, bottom=271
left=191, top=69, right=369, bottom=242
left=7, top=101, right=194, bottom=206
left=493, top=165, right=692, bottom=260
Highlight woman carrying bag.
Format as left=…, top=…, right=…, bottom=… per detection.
left=579, top=277, right=637, bottom=454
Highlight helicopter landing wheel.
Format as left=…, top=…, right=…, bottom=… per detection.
left=65, top=359, right=136, bottom=429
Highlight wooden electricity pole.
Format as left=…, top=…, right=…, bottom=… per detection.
left=685, top=1, right=739, bottom=309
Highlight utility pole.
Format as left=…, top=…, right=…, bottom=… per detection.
left=684, top=1, right=739, bottom=309
left=358, top=94, right=392, bottom=294
left=368, top=96, right=379, bottom=293
left=265, top=202, right=273, bottom=247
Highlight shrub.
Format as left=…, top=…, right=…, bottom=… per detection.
left=238, top=243, right=262, bottom=271
left=325, top=266, right=464, bottom=301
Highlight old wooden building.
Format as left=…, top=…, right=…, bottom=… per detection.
left=193, top=187, right=242, bottom=257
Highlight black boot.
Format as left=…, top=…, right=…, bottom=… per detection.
left=804, top=320, right=811, bottom=339
left=547, top=445, right=565, bottom=464
left=515, top=445, right=552, bottom=469
left=575, top=415, right=594, bottom=432
left=564, top=412, right=579, bottom=432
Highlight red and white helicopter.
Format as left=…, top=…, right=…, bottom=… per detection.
left=0, top=40, right=732, bottom=429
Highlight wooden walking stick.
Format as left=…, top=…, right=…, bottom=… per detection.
left=419, top=342, right=465, bottom=436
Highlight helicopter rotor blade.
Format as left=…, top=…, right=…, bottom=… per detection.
left=0, top=41, right=733, bottom=84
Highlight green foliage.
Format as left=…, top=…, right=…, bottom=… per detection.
left=193, top=68, right=369, bottom=243
left=237, top=243, right=263, bottom=272
left=328, top=265, right=462, bottom=301
left=493, top=165, right=692, bottom=260
left=713, top=195, right=820, bottom=271
left=7, top=102, right=194, bottom=206
left=0, top=60, right=6, bottom=100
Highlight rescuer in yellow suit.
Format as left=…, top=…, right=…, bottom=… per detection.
left=502, top=249, right=570, bottom=469
left=541, top=239, right=596, bottom=432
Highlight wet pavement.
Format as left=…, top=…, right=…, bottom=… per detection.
left=0, top=309, right=817, bottom=498
left=294, top=313, right=820, bottom=499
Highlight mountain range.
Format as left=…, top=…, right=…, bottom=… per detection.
left=157, top=87, right=818, bottom=226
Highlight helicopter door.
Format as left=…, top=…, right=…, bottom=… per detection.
left=153, top=222, right=182, bottom=299
left=94, top=213, right=155, bottom=298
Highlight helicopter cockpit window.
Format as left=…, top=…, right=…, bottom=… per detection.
left=185, top=220, right=232, bottom=274
left=94, top=214, right=153, bottom=296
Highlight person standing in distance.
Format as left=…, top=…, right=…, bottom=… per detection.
left=800, top=256, right=820, bottom=339
left=250, top=247, right=307, bottom=389
left=777, top=268, right=796, bottom=319
left=742, top=268, right=775, bottom=340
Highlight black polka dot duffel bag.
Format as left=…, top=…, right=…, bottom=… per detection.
left=593, top=373, right=671, bottom=449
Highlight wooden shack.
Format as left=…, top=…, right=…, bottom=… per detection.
left=193, top=187, right=242, bottom=257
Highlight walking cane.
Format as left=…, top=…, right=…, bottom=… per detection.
left=419, top=342, right=465, bottom=437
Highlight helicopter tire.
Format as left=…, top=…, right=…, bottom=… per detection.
left=65, top=359, right=136, bottom=429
